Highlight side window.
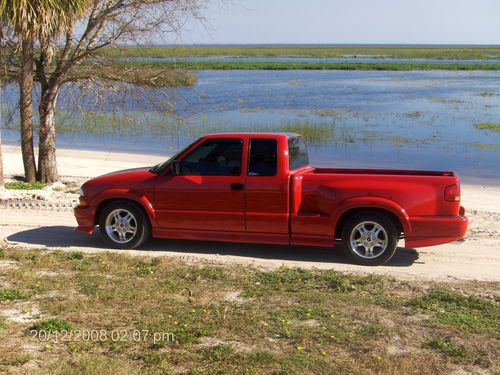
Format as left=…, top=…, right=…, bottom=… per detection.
left=288, top=137, right=309, bottom=170
left=248, top=139, right=278, bottom=176
left=181, top=139, right=242, bottom=176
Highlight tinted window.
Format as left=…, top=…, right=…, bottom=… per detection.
left=248, top=139, right=278, bottom=176
left=181, top=139, right=242, bottom=176
left=288, top=137, right=309, bottom=170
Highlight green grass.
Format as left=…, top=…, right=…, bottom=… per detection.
left=107, top=60, right=500, bottom=71
left=98, top=45, right=500, bottom=60
left=423, top=337, right=468, bottom=361
left=66, top=251, right=84, bottom=260
left=4, top=181, right=47, bottom=190
left=0, top=288, right=28, bottom=301
left=242, top=267, right=382, bottom=297
left=407, top=289, right=499, bottom=338
left=0, top=247, right=498, bottom=374
left=30, top=318, right=73, bottom=334
left=474, top=122, right=500, bottom=133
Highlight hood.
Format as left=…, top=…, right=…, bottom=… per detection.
left=81, top=167, right=156, bottom=197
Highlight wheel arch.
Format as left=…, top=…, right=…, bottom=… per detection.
left=332, top=198, right=410, bottom=239
left=93, top=191, right=156, bottom=227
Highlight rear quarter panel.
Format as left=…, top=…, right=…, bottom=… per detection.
left=291, top=170, right=461, bottom=238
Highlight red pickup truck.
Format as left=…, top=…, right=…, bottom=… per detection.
left=75, top=133, right=467, bottom=265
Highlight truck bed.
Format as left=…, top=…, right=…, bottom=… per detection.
left=308, top=167, right=455, bottom=177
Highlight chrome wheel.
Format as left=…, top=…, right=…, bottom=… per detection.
left=105, top=208, right=137, bottom=244
left=349, top=221, right=388, bottom=259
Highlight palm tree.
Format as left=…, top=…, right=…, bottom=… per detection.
left=0, top=84, right=3, bottom=188
left=0, top=0, right=91, bottom=182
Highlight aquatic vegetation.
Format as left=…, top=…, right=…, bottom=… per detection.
left=470, top=143, right=500, bottom=151
left=476, top=92, right=500, bottom=97
left=430, top=98, right=465, bottom=104
left=248, top=121, right=334, bottom=143
left=474, top=123, right=500, bottom=133
left=357, top=131, right=433, bottom=147
left=40, top=111, right=337, bottom=144
left=404, top=111, right=423, bottom=118
left=97, top=45, right=500, bottom=60
left=75, top=64, right=197, bottom=87
left=313, top=108, right=341, bottom=118
left=111, top=60, right=500, bottom=71
left=239, top=108, right=262, bottom=113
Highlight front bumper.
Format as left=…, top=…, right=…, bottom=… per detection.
left=405, top=209, right=468, bottom=248
left=74, top=205, right=97, bottom=235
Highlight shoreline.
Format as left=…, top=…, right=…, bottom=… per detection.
left=3, top=144, right=499, bottom=187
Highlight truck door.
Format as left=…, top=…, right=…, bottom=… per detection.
left=154, top=138, right=247, bottom=232
left=245, top=138, right=289, bottom=234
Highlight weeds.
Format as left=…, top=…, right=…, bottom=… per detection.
left=0, top=247, right=498, bottom=374
left=407, top=289, right=499, bottom=337
left=0, top=288, right=28, bottom=301
left=30, top=318, right=73, bottom=333
left=67, top=251, right=84, bottom=260
left=423, top=337, right=468, bottom=361
left=474, top=122, right=500, bottom=133
left=4, top=181, right=47, bottom=190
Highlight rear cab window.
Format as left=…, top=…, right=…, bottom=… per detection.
left=288, top=136, right=309, bottom=170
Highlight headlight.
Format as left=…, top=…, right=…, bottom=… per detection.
left=78, top=187, right=89, bottom=207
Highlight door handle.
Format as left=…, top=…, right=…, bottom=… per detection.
left=231, top=183, right=245, bottom=191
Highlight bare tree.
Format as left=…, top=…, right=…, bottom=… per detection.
left=34, top=0, right=206, bottom=182
left=2, top=0, right=207, bottom=182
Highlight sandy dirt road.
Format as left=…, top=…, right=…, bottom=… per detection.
left=0, top=205, right=498, bottom=282
left=1, top=146, right=499, bottom=282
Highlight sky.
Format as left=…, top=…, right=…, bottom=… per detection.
left=175, top=0, right=500, bottom=45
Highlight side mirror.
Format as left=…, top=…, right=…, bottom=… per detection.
left=171, top=160, right=181, bottom=175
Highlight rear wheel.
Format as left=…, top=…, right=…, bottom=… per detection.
left=341, top=212, right=398, bottom=266
left=99, top=201, right=151, bottom=249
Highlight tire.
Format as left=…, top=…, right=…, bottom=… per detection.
left=98, top=200, right=151, bottom=249
left=341, top=212, right=398, bottom=266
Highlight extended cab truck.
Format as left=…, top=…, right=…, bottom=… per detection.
left=75, top=133, right=468, bottom=265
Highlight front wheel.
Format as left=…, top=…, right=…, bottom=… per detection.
left=341, top=212, right=398, bottom=266
left=99, top=201, right=151, bottom=249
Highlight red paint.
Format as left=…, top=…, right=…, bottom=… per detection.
left=75, top=133, right=468, bottom=249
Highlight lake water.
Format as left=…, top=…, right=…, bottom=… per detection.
left=2, top=69, right=500, bottom=184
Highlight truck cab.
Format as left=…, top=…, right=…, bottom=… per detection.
left=75, top=132, right=468, bottom=265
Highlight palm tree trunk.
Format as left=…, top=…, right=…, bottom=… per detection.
left=19, top=36, right=37, bottom=182
left=37, top=85, right=59, bottom=183
left=0, top=128, right=4, bottom=187
left=0, top=80, right=4, bottom=187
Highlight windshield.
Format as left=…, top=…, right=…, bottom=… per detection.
left=149, top=138, right=200, bottom=174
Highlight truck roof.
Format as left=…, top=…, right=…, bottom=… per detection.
left=204, top=132, right=300, bottom=139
